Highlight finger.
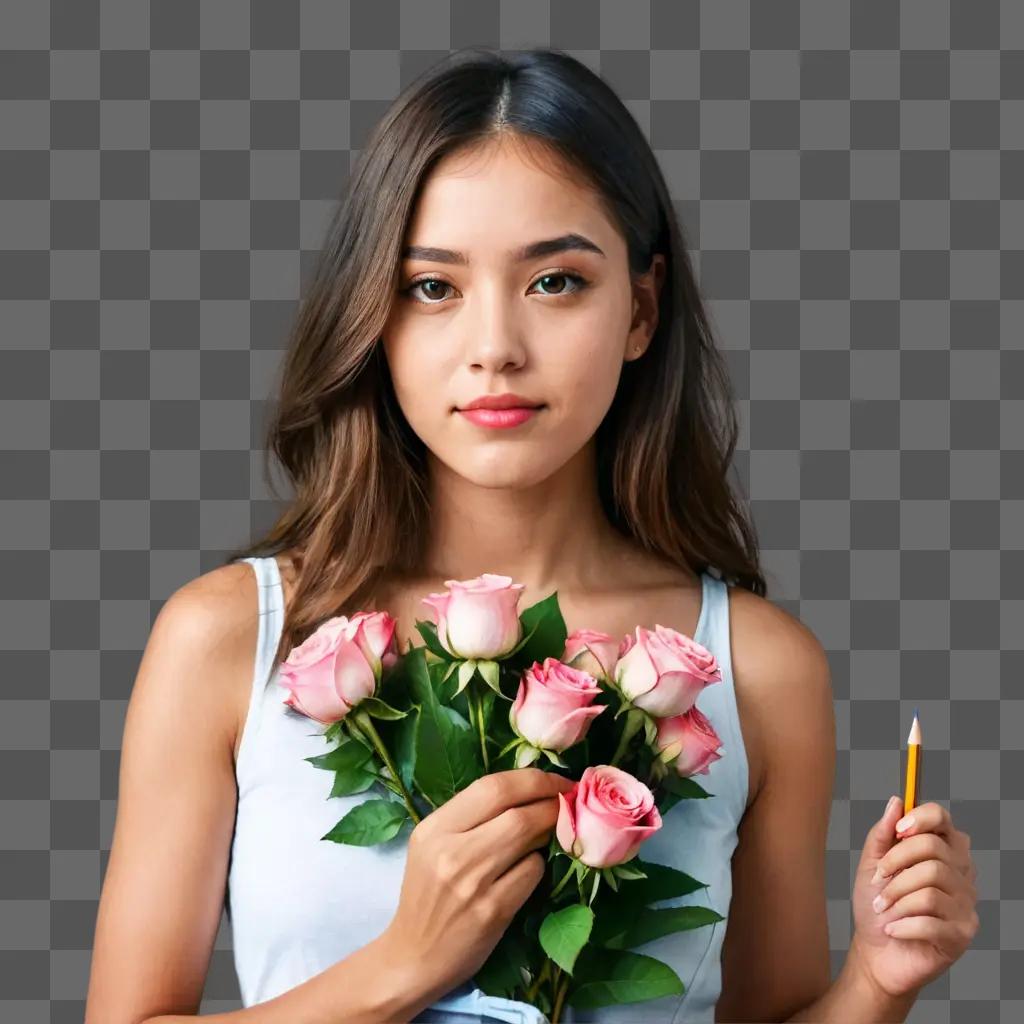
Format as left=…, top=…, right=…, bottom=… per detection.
left=489, top=850, right=547, bottom=921
left=861, top=795, right=905, bottom=870
left=875, top=832, right=960, bottom=882
left=874, top=883, right=962, bottom=923
left=466, top=795, right=562, bottom=876
left=895, top=801, right=954, bottom=841
left=441, top=768, right=574, bottom=833
left=881, top=914, right=976, bottom=958
left=874, top=857, right=966, bottom=910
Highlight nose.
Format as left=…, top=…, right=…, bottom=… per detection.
left=462, top=282, right=528, bottom=373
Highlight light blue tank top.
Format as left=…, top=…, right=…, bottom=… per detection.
left=226, top=556, right=750, bottom=1023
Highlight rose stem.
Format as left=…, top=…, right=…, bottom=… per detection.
left=523, top=957, right=551, bottom=1002
left=351, top=709, right=422, bottom=824
left=468, top=683, right=490, bottom=772
left=609, top=706, right=643, bottom=767
left=550, top=972, right=570, bottom=1024
left=549, top=858, right=576, bottom=900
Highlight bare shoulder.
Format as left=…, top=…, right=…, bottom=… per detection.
left=727, top=585, right=833, bottom=808
left=159, top=558, right=265, bottom=765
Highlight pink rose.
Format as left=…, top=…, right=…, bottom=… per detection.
left=348, top=610, right=400, bottom=674
left=509, top=657, right=606, bottom=753
left=421, top=573, right=525, bottom=659
left=614, top=625, right=721, bottom=718
left=555, top=765, right=663, bottom=868
left=562, top=629, right=620, bottom=684
left=278, top=611, right=395, bottom=724
left=654, top=706, right=724, bottom=777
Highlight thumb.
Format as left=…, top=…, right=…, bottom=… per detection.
left=861, top=795, right=903, bottom=867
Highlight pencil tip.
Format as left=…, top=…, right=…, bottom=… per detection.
left=907, top=709, right=922, bottom=746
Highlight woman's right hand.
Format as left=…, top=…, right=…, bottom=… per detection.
left=380, top=767, right=575, bottom=1002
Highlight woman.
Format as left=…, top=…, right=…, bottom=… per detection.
left=86, top=47, right=978, bottom=1023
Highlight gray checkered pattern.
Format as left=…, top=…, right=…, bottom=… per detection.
left=1, top=0, right=1020, bottom=1021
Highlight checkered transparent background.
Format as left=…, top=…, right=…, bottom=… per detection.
left=1, top=1, right=1021, bottom=1021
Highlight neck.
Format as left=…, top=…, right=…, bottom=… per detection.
left=418, top=439, right=625, bottom=596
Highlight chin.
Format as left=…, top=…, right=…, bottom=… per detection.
left=456, top=454, right=562, bottom=490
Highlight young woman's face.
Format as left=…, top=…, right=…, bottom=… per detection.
left=381, top=135, right=659, bottom=490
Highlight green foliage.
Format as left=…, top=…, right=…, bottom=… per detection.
left=321, top=798, right=409, bottom=846
left=568, top=948, right=684, bottom=1009
left=539, top=904, right=594, bottom=975
left=405, top=647, right=482, bottom=803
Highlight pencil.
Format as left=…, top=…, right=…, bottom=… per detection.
left=903, top=707, right=922, bottom=822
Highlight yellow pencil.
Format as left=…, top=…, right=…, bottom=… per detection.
left=902, top=707, right=922, bottom=826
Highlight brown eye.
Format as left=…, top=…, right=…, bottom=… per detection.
left=403, top=278, right=453, bottom=303
left=530, top=272, right=588, bottom=297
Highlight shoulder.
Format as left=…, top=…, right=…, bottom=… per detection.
left=151, top=559, right=265, bottom=757
left=726, top=584, right=833, bottom=806
left=160, top=559, right=260, bottom=651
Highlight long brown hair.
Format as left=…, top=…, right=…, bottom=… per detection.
left=226, top=46, right=766, bottom=674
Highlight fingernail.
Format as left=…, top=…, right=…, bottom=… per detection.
left=871, top=866, right=888, bottom=885
left=886, top=795, right=901, bottom=816
left=873, top=893, right=889, bottom=913
left=896, top=814, right=915, bottom=833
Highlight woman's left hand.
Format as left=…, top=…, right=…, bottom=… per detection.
left=850, top=795, right=979, bottom=1000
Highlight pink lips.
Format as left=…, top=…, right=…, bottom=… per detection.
left=458, top=406, right=542, bottom=428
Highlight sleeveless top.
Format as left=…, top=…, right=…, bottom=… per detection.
left=226, top=556, right=750, bottom=1023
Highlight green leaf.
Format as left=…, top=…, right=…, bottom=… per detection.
left=392, top=705, right=419, bottom=794
left=304, top=738, right=373, bottom=773
left=539, top=903, right=594, bottom=975
left=478, top=687, right=497, bottom=733
left=328, top=763, right=377, bottom=797
left=568, top=949, right=684, bottom=1009
left=414, top=619, right=452, bottom=661
left=603, top=905, right=724, bottom=950
left=512, top=591, right=567, bottom=667
left=625, top=859, right=707, bottom=905
left=406, top=647, right=482, bottom=803
left=322, top=798, right=409, bottom=846
left=661, top=772, right=712, bottom=800
left=359, top=696, right=408, bottom=720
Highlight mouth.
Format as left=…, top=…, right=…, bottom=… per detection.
left=456, top=405, right=546, bottom=428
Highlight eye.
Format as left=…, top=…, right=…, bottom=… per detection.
left=400, top=271, right=590, bottom=305
left=529, top=272, right=589, bottom=298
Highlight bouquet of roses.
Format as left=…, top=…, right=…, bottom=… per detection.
left=278, top=573, right=726, bottom=1022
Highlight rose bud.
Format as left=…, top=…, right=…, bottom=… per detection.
left=555, top=764, right=663, bottom=868
left=509, top=658, right=606, bottom=756
left=348, top=610, right=400, bottom=674
left=563, top=628, right=620, bottom=684
left=654, top=705, right=724, bottom=777
left=421, top=573, right=525, bottom=660
left=614, top=624, right=722, bottom=718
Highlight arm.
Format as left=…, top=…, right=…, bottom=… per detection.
left=783, top=936, right=917, bottom=1023
left=84, top=566, right=439, bottom=1024
left=140, top=930, right=438, bottom=1024
left=714, top=592, right=883, bottom=1023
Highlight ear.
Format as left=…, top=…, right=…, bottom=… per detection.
left=625, top=253, right=666, bottom=361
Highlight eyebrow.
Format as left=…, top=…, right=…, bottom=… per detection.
left=401, top=232, right=607, bottom=266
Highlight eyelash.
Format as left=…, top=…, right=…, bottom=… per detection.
left=400, top=270, right=591, bottom=305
